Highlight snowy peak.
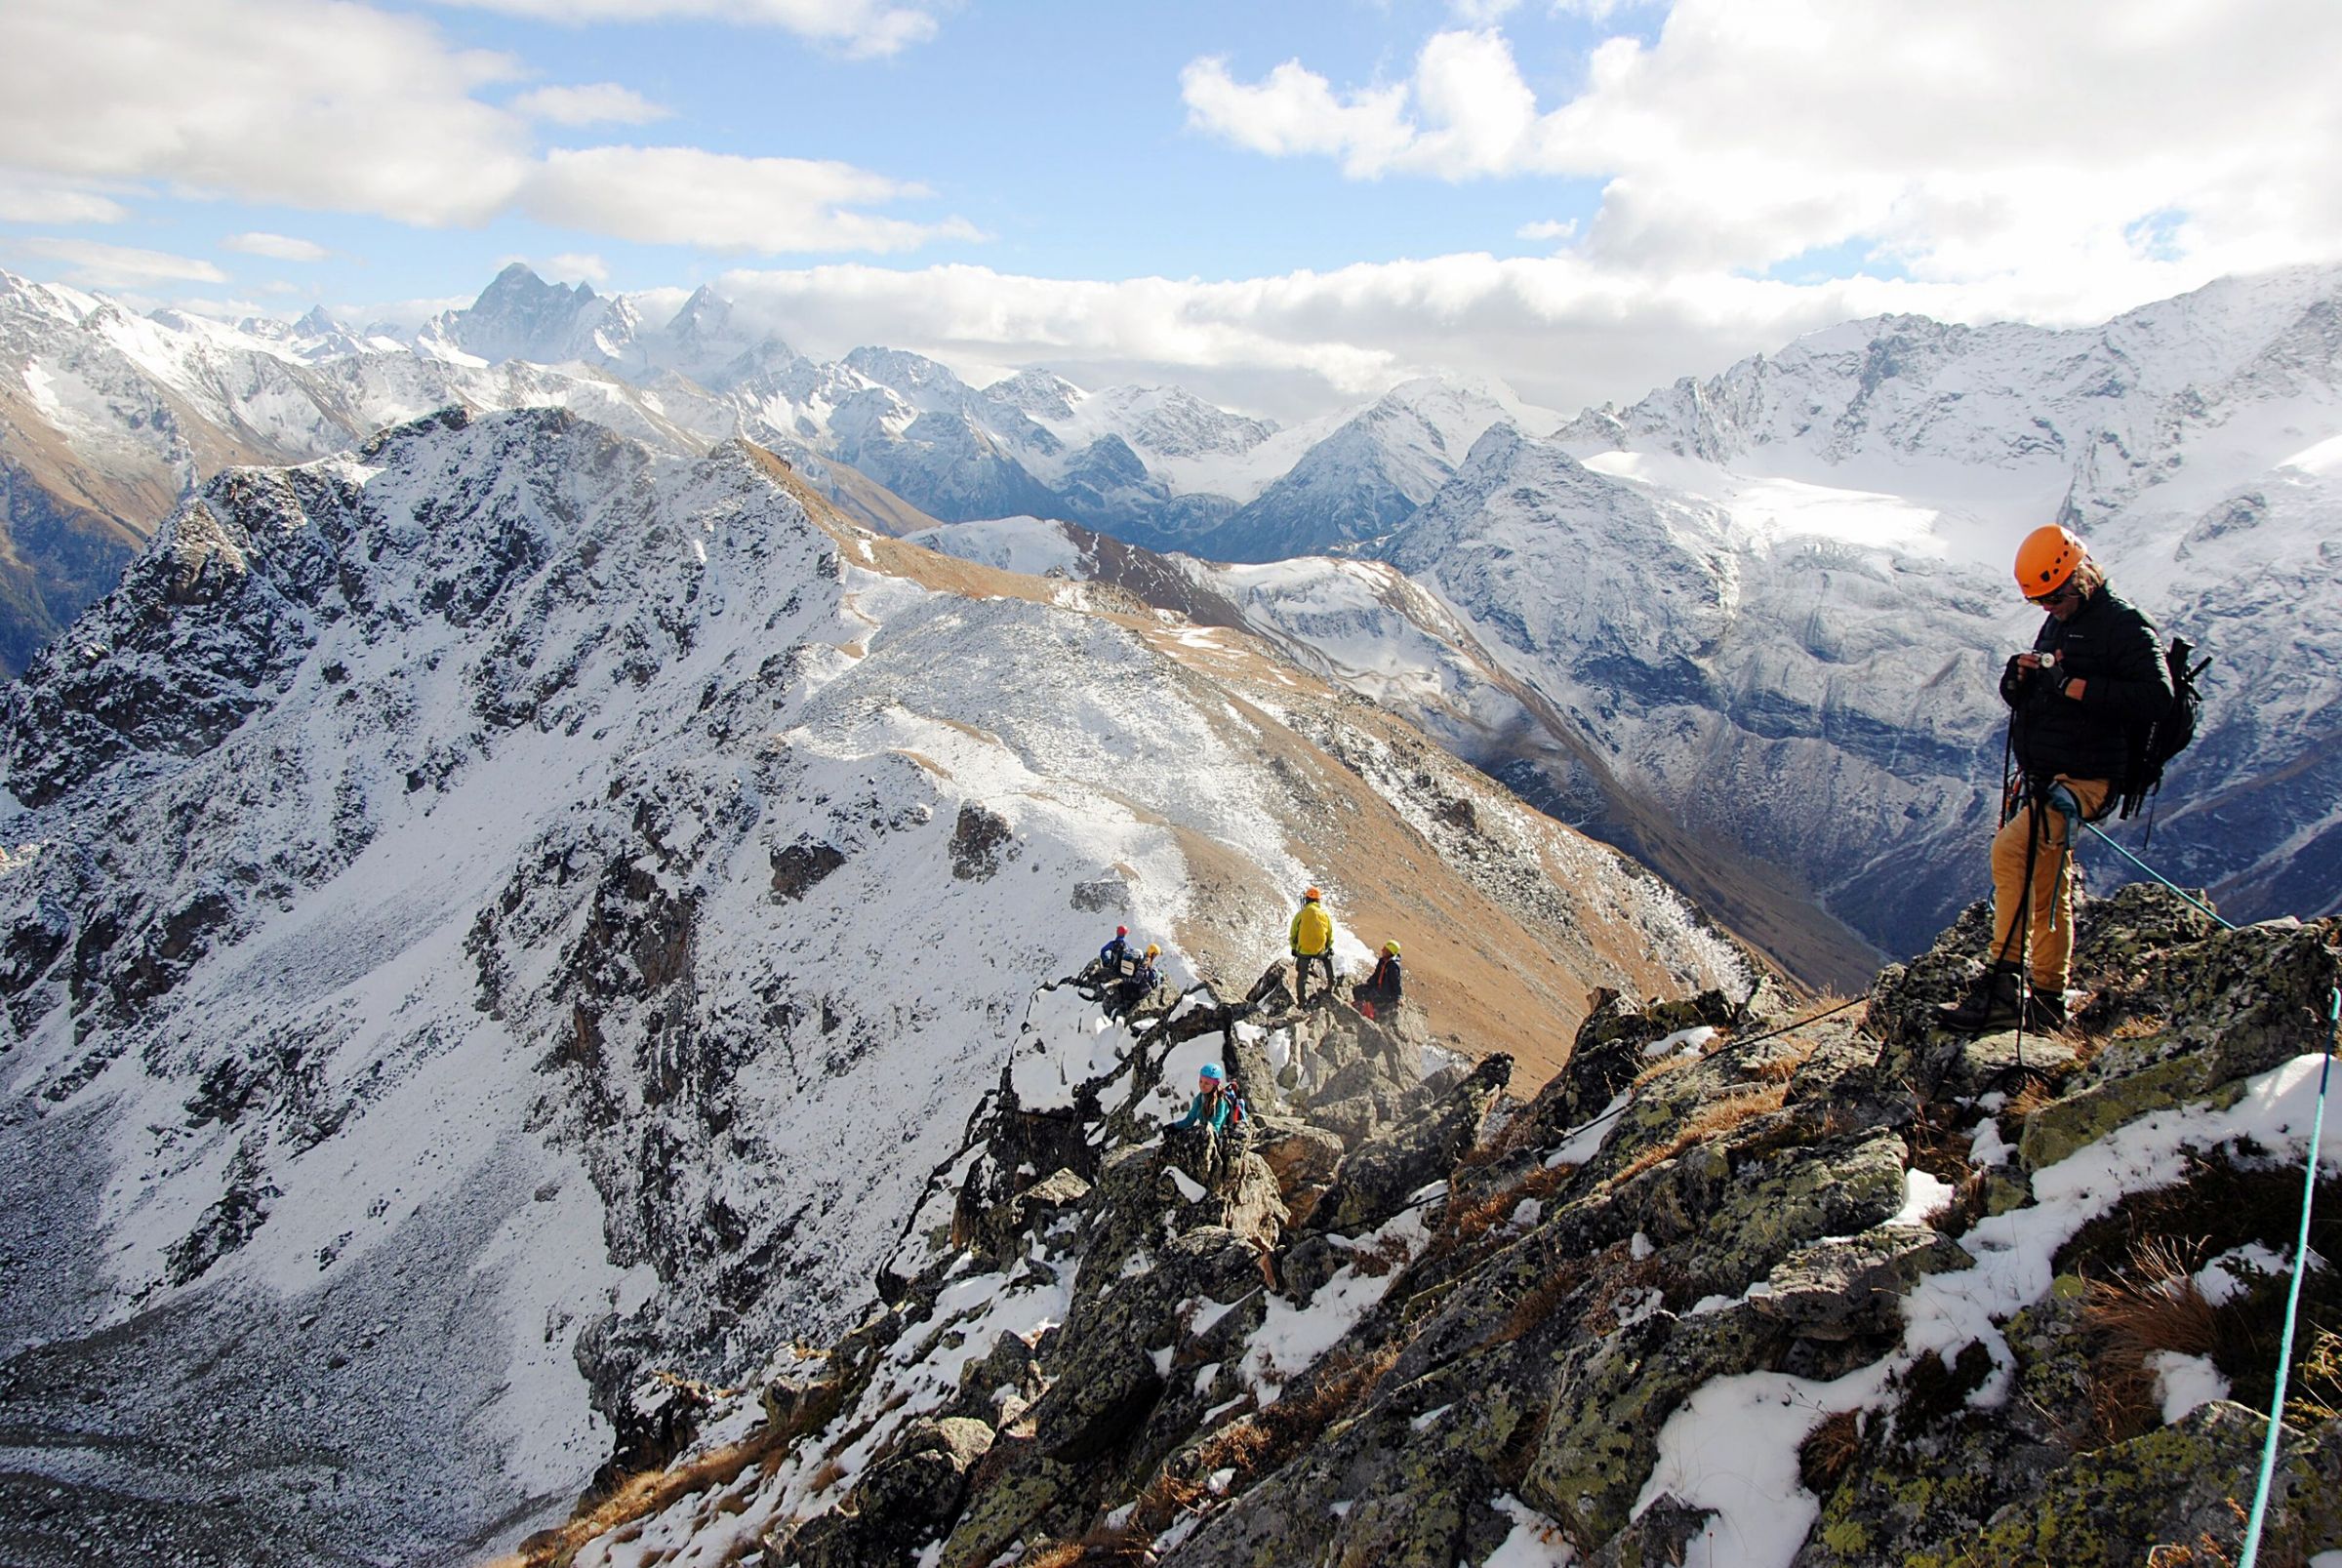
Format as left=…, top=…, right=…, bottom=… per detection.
left=982, top=368, right=1085, bottom=422
left=841, top=343, right=982, bottom=415
left=1185, top=373, right=1545, bottom=562
left=421, top=262, right=629, bottom=368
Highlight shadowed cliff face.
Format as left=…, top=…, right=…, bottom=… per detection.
left=526, top=885, right=2342, bottom=1568
left=0, top=410, right=1745, bottom=1565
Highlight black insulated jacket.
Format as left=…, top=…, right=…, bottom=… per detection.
left=2000, top=584, right=2172, bottom=784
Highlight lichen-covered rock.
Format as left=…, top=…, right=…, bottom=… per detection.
left=1670, top=1128, right=1911, bottom=1302
left=1311, top=1053, right=1511, bottom=1235
left=1520, top=1302, right=1783, bottom=1548
left=2017, top=1049, right=2247, bottom=1170
left=1907, top=1401, right=2333, bottom=1568
left=1034, top=1226, right=1263, bottom=1464
left=1752, top=1225, right=1972, bottom=1341
left=784, top=1416, right=995, bottom=1567
left=1512, top=986, right=1745, bottom=1148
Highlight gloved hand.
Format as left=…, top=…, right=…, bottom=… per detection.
left=1999, top=653, right=2032, bottom=706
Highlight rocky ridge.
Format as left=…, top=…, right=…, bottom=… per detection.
left=512, top=886, right=2342, bottom=1568
left=0, top=407, right=1747, bottom=1564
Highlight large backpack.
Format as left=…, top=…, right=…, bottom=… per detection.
left=2115, top=635, right=2210, bottom=825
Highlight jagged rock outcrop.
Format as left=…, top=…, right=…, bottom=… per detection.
left=531, top=887, right=2342, bottom=1568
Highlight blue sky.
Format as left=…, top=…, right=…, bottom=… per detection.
left=3, top=0, right=2338, bottom=419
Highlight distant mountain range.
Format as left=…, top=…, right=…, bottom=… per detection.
left=0, top=264, right=1559, bottom=673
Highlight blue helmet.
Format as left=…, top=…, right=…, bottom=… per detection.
left=1198, top=1061, right=1227, bottom=1083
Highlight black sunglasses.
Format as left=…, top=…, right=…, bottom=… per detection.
left=2027, top=583, right=2079, bottom=608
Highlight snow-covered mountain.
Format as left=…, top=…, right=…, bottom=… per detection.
left=1395, top=266, right=2342, bottom=957
left=910, top=512, right=1884, bottom=986
left=1191, top=376, right=1557, bottom=563
left=0, top=408, right=1746, bottom=1563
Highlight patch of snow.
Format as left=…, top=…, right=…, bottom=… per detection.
left=1243, top=1206, right=1431, bottom=1403
left=1890, top=1169, right=1957, bottom=1227
left=1549, top=1091, right=1633, bottom=1168
left=1642, top=1025, right=1715, bottom=1058
left=1968, top=1119, right=2012, bottom=1168
left=2148, top=1350, right=2230, bottom=1424
left=2197, top=1240, right=2290, bottom=1307
left=1482, top=1494, right=1578, bottom=1566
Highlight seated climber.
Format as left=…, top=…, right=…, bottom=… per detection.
left=1168, top=1060, right=1246, bottom=1185
left=1110, top=943, right=1162, bottom=1017
left=1353, top=940, right=1402, bottom=1020
left=1097, top=924, right=1133, bottom=977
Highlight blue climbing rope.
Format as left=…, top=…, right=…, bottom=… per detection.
left=2236, top=985, right=2340, bottom=1568
left=2080, top=820, right=2237, bottom=932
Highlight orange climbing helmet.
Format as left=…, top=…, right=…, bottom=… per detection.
left=1303, top=886, right=1321, bottom=902
left=1145, top=943, right=1160, bottom=958
left=2014, top=525, right=2085, bottom=597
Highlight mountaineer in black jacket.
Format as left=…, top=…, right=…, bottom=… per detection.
left=1940, top=525, right=2172, bottom=1032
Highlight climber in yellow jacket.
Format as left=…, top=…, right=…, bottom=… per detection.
left=1289, top=886, right=1336, bottom=1004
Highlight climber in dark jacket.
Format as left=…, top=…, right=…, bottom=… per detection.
left=1110, top=944, right=1162, bottom=1017
left=1941, top=525, right=2171, bottom=1033
left=1353, top=941, right=1402, bottom=1018
left=1098, top=925, right=1132, bottom=975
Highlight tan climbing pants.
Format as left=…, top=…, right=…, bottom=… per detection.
left=1989, top=775, right=2109, bottom=991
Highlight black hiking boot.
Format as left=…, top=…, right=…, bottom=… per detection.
left=1936, top=963, right=2027, bottom=1032
left=2026, top=985, right=2069, bottom=1030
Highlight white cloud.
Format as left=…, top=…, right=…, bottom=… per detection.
left=1517, top=219, right=1576, bottom=242
left=698, top=245, right=2318, bottom=427
left=0, top=0, right=530, bottom=227
left=1179, top=58, right=1414, bottom=178
left=0, top=172, right=134, bottom=224
left=222, top=231, right=332, bottom=262
left=1182, top=0, right=2342, bottom=284
left=545, top=252, right=612, bottom=284
left=524, top=146, right=981, bottom=254
left=10, top=237, right=230, bottom=288
left=1449, top=0, right=1522, bottom=20
left=0, top=0, right=974, bottom=257
left=429, top=0, right=942, bottom=58
left=512, top=83, right=672, bottom=127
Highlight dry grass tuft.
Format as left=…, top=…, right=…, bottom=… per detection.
left=2005, top=1079, right=2059, bottom=1119
left=505, top=1415, right=804, bottom=1568
left=1631, top=1048, right=1704, bottom=1090
left=1746, top=1043, right=1817, bottom=1083
left=1018, top=1522, right=1161, bottom=1565
left=1422, top=1162, right=1573, bottom=1266
left=1494, top=1257, right=1595, bottom=1345
left=1608, top=1082, right=1790, bottom=1187
left=2285, top=1327, right=2342, bottom=1427
left=1797, top=1408, right=1864, bottom=1496
left=2082, top=1236, right=2218, bottom=1444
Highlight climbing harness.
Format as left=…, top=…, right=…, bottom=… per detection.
left=2237, top=983, right=2341, bottom=1568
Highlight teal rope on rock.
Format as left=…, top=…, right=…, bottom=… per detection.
left=2080, top=820, right=2237, bottom=932
left=2237, top=985, right=2341, bottom=1568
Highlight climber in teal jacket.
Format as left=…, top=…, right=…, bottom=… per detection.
left=1173, top=1061, right=1240, bottom=1133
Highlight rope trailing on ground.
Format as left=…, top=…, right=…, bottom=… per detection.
left=2236, top=983, right=2341, bottom=1568
left=2080, top=820, right=2237, bottom=931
